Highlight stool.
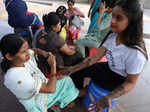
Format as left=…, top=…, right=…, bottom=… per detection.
left=83, top=81, right=117, bottom=112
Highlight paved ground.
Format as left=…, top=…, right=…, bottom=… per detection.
left=0, top=0, right=150, bottom=112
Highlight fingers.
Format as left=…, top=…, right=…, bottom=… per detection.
left=47, top=52, right=56, bottom=65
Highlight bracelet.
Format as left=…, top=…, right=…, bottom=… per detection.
left=51, top=74, right=57, bottom=78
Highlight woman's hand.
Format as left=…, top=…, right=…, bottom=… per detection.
left=99, top=1, right=106, bottom=15
left=32, top=48, right=48, bottom=58
left=95, top=96, right=111, bottom=112
left=47, top=52, right=56, bottom=66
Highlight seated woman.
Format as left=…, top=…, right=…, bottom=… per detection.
left=77, top=0, right=115, bottom=57
left=56, top=5, right=69, bottom=41
left=35, top=12, right=83, bottom=76
left=58, top=0, right=148, bottom=111
left=0, top=34, right=79, bottom=112
left=65, top=0, right=85, bottom=44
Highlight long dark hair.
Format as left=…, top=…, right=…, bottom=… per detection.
left=0, top=34, right=25, bottom=73
left=117, top=0, right=147, bottom=59
left=56, top=6, right=67, bottom=29
left=101, top=0, right=148, bottom=59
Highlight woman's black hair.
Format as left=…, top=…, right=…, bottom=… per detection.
left=0, top=34, right=25, bottom=73
left=67, top=0, right=75, bottom=4
left=116, top=0, right=148, bottom=59
left=42, top=12, right=60, bottom=32
left=56, top=5, right=67, bottom=16
left=56, top=6, right=67, bottom=29
left=102, top=0, right=117, bottom=8
left=101, top=0, right=148, bottom=60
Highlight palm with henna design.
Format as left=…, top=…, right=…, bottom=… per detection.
left=95, top=96, right=111, bottom=112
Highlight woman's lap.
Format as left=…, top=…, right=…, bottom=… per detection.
left=47, top=77, right=79, bottom=108
left=71, top=62, right=126, bottom=91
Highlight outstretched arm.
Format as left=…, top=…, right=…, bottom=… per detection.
left=32, top=48, right=49, bottom=58
left=59, top=46, right=106, bottom=76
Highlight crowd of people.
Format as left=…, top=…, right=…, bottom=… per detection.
left=0, top=0, right=148, bottom=112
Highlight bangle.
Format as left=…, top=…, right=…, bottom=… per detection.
left=51, top=74, right=56, bottom=78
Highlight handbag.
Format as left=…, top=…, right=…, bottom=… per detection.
left=71, top=16, right=84, bottom=28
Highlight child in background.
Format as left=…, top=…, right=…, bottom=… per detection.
left=56, top=5, right=69, bottom=41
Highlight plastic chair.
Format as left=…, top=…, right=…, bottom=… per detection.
left=83, top=81, right=117, bottom=112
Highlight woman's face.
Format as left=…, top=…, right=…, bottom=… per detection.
left=10, top=42, right=30, bottom=65
left=110, top=6, right=129, bottom=33
left=52, top=22, right=61, bottom=32
left=67, top=2, right=74, bottom=9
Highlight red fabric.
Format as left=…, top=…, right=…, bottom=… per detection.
left=37, top=24, right=44, bottom=29
left=26, top=11, right=34, bottom=15
left=67, top=31, right=79, bottom=40
left=90, top=48, right=107, bottom=62
left=45, top=69, right=62, bottom=78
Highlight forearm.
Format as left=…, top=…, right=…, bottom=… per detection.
left=60, top=44, right=76, bottom=55
left=46, top=62, right=57, bottom=93
left=96, top=12, right=103, bottom=24
left=71, top=47, right=106, bottom=73
left=50, top=64, right=56, bottom=75
left=46, top=76, right=57, bottom=93
left=33, top=48, right=48, bottom=58
left=107, top=80, right=137, bottom=100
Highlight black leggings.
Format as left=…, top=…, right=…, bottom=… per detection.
left=70, top=62, right=126, bottom=91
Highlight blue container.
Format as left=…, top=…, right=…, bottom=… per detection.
left=83, top=81, right=117, bottom=112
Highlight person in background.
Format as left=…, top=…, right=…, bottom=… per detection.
left=88, top=0, right=116, bottom=32
left=77, top=0, right=115, bottom=57
left=3, top=0, right=43, bottom=30
left=36, top=12, right=83, bottom=77
left=56, top=5, right=69, bottom=41
left=66, top=0, right=85, bottom=44
left=58, top=0, right=148, bottom=111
